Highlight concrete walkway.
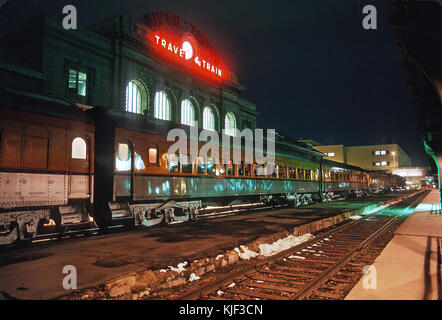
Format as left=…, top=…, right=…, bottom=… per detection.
left=346, top=189, right=442, bottom=300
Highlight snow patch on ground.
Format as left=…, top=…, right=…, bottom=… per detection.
left=234, top=245, right=259, bottom=260
left=258, top=233, right=313, bottom=257
left=350, top=215, right=363, bottom=220
left=227, top=283, right=235, bottom=288
left=188, top=273, right=200, bottom=282
left=288, top=255, right=306, bottom=259
left=168, top=261, right=188, bottom=273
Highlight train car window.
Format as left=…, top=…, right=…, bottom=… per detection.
left=277, top=166, right=283, bottom=178
left=203, top=107, right=215, bottom=131
left=297, top=168, right=304, bottom=179
left=181, top=99, right=196, bottom=126
left=154, top=91, right=171, bottom=121
left=207, top=157, right=215, bottom=174
left=227, top=161, right=234, bottom=175
left=116, top=143, right=131, bottom=171
left=134, top=152, right=145, bottom=170
left=270, top=165, right=277, bottom=178
left=218, top=164, right=226, bottom=175
left=168, top=154, right=180, bottom=173
left=71, top=137, right=87, bottom=159
left=255, top=164, right=265, bottom=177
left=244, top=164, right=251, bottom=177
left=148, top=148, right=157, bottom=164
left=238, top=162, right=244, bottom=176
left=197, top=157, right=206, bottom=174
left=180, top=154, right=192, bottom=173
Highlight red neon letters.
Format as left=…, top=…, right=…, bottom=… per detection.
left=153, top=34, right=223, bottom=79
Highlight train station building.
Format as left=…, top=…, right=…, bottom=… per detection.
left=298, top=140, right=412, bottom=171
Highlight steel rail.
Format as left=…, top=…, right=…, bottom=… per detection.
left=174, top=191, right=426, bottom=300
left=290, top=191, right=426, bottom=300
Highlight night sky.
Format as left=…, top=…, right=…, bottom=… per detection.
left=0, top=0, right=430, bottom=167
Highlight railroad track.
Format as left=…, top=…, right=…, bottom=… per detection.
left=175, top=191, right=427, bottom=300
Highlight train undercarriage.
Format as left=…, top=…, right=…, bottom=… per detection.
left=0, top=185, right=383, bottom=245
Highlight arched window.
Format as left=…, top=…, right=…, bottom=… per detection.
left=225, top=112, right=237, bottom=136
left=203, top=107, right=215, bottom=131
left=72, top=137, right=87, bottom=159
left=154, top=91, right=171, bottom=120
left=181, top=99, right=195, bottom=126
left=125, top=81, right=142, bottom=114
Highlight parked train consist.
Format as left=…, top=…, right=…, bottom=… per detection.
left=0, top=13, right=403, bottom=244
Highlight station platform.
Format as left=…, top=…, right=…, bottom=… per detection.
left=0, top=193, right=409, bottom=300
left=346, top=189, right=442, bottom=300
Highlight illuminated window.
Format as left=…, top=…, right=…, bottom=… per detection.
left=374, top=150, right=388, bottom=156
left=225, top=112, right=236, bottom=136
left=197, top=157, right=206, bottom=174
left=125, top=81, right=142, bottom=114
left=203, top=107, right=215, bottom=131
left=207, top=157, right=215, bottom=175
left=134, top=152, right=145, bottom=170
left=148, top=148, right=157, bottom=164
left=71, top=137, right=87, bottom=159
left=168, top=154, right=180, bottom=173
left=327, top=152, right=335, bottom=157
left=180, top=154, right=192, bottom=173
left=116, top=142, right=131, bottom=171
left=68, top=69, right=87, bottom=97
left=181, top=99, right=195, bottom=126
left=154, top=91, right=171, bottom=121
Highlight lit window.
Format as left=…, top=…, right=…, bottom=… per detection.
left=125, top=81, right=142, bottom=114
left=149, top=148, right=157, bottom=164
left=381, top=161, right=388, bottom=166
left=207, top=157, right=215, bottom=174
left=116, top=142, right=131, bottom=171
left=197, top=157, right=206, bottom=174
left=180, top=154, right=192, bottom=173
left=225, top=112, right=236, bottom=136
left=134, top=152, right=145, bottom=170
left=168, top=154, right=180, bottom=173
left=68, top=69, right=87, bottom=97
left=154, top=91, right=171, bottom=120
left=327, top=152, right=335, bottom=157
left=181, top=99, right=195, bottom=126
left=71, top=137, right=87, bottom=159
left=203, top=107, right=215, bottom=131
left=375, top=150, right=387, bottom=156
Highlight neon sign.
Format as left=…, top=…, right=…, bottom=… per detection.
left=152, top=33, right=223, bottom=79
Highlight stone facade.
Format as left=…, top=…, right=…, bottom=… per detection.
left=0, top=13, right=258, bottom=132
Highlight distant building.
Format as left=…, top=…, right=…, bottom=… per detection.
left=298, top=141, right=412, bottom=171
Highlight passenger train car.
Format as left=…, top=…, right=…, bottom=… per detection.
left=0, top=13, right=403, bottom=244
